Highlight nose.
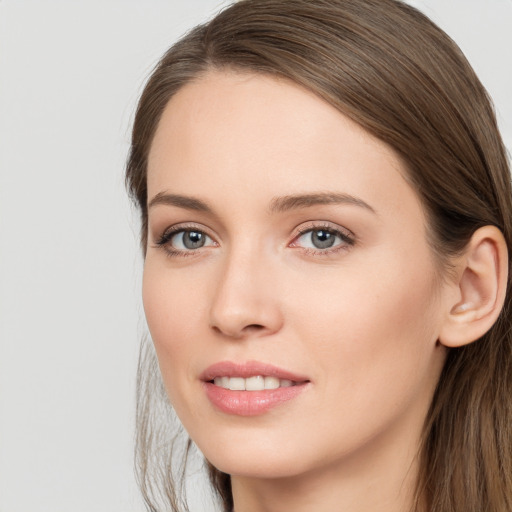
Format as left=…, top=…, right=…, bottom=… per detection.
left=209, top=249, right=284, bottom=339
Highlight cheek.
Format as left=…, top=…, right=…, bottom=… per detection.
left=142, top=264, right=205, bottom=381
left=275, top=256, right=445, bottom=464
left=289, top=251, right=442, bottom=388
left=143, top=260, right=207, bottom=338
left=141, top=262, right=214, bottom=426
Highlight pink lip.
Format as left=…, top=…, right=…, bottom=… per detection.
left=200, top=360, right=309, bottom=382
left=201, top=361, right=310, bottom=417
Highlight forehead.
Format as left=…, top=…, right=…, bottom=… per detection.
left=149, top=70, right=385, bottom=172
left=147, top=70, right=422, bottom=225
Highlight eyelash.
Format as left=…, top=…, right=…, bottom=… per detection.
left=291, top=222, right=355, bottom=256
left=153, top=222, right=356, bottom=258
left=154, top=224, right=217, bottom=258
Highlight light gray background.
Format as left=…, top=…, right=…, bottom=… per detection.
left=0, top=1, right=510, bottom=511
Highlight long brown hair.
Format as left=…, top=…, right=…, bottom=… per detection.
left=126, top=1, right=512, bottom=510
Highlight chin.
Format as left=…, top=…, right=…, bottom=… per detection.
left=194, top=429, right=317, bottom=480
left=207, top=453, right=306, bottom=480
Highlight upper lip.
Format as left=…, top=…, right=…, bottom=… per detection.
left=200, top=360, right=310, bottom=383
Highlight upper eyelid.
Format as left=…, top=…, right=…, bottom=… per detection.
left=157, top=221, right=352, bottom=234
left=156, top=222, right=217, bottom=240
left=292, top=221, right=355, bottom=239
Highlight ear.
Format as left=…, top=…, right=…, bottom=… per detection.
left=439, top=225, right=508, bottom=348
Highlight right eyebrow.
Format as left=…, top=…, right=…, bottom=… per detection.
left=269, top=191, right=376, bottom=215
left=148, top=192, right=213, bottom=213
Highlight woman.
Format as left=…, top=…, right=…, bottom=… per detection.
left=126, top=0, right=512, bottom=510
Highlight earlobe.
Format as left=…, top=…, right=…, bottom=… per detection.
left=439, top=225, right=508, bottom=348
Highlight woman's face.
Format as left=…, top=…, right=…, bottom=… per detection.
left=143, top=71, right=449, bottom=480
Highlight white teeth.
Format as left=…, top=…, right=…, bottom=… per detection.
left=213, top=375, right=296, bottom=390
left=214, top=376, right=230, bottom=388
left=264, top=376, right=280, bottom=389
left=228, top=377, right=245, bottom=391
left=245, top=376, right=265, bottom=391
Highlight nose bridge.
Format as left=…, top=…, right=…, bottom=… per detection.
left=209, top=239, right=282, bottom=338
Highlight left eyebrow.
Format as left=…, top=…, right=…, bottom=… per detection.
left=269, top=192, right=377, bottom=214
left=147, top=192, right=213, bottom=213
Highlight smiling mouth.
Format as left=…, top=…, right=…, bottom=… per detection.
left=212, top=375, right=299, bottom=391
left=202, top=362, right=310, bottom=415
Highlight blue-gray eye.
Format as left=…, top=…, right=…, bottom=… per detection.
left=296, top=228, right=348, bottom=250
left=311, top=229, right=336, bottom=249
left=172, top=230, right=213, bottom=250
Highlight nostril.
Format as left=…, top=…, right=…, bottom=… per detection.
left=244, top=324, right=265, bottom=333
left=210, top=322, right=267, bottom=338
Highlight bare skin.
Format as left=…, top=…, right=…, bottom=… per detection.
left=143, top=71, right=506, bottom=511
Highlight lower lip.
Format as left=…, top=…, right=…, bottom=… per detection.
left=203, top=382, right=308, bottom=416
